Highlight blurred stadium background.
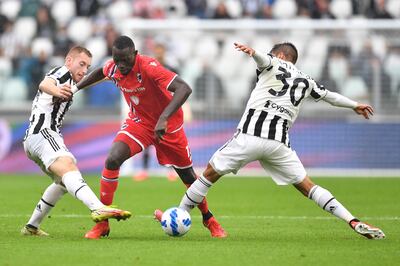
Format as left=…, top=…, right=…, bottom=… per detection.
left=0, top=0, right=399, bottom=177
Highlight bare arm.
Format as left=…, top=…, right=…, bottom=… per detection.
left=154, top=76, right=192, bottom=141
left=322, top=91, right=374, bottom=119
left=234, top=42, right=272, bottom=69
left=39, top=77, right=72, bottom=100
left=75, top=67, right=107, bottom=92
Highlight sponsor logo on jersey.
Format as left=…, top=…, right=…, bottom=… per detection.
left=265, top=100, right=294, bottom=118
left=120, top=86, right=146, bottom=94
left=149, top=61, right=157, bottom=66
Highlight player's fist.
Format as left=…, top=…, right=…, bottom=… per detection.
left=353, top=103, right=374, bottom=119
left=154, top=116, right=168, bottom=142
left=59, top=84, right=73, bottom=101
left=53, top=85, right=73, bottom=103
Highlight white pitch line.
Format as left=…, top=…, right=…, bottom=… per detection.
left=0, top=214, right=399, bottom=221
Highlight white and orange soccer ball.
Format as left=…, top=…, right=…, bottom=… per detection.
left=161, top=207, right=191, bottom=237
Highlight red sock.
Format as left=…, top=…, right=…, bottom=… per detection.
left=185, top=183, right=210, bottom=215
left=100, top=168, right=120, bottom=205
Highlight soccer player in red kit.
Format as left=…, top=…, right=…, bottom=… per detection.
left=75, top=35, right=226, bottom=239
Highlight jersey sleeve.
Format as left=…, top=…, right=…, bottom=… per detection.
left=102, top=59, right=116, bottom=78
left=321, top=90, right=357, bottom=108
left=253, top=51, right=273, bottom=70
left=45, top=66, right=70, bottom=85
left=309, top=79, right=328, bottom=102
left=145, top=59, right=177, bottom=91
left=45, top=66, right=65, bottom=80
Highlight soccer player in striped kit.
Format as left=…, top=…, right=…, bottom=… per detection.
left=21, top=46, right=131, bottom=237
left=159, top=42, right=385, bottom=240
left=75, top=36, right=226, bottom=239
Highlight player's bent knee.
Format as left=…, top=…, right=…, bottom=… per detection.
left=48, top=156, right=78, bottom=180
left=105, top=142, right=132, bottom=169
left=105, top=155, right=124, bottom=169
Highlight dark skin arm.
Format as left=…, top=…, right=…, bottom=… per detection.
left=154, top=76, right=192, bottom=142
left=75, top=67, right=106, bottom=90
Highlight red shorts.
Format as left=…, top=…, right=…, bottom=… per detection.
left=114, top=119, right=192, bottom=168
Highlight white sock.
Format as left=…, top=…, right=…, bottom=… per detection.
left=62, top=171, right=104, bottom=211
left=179, top=175, right=212, bottom=212
left=308, top=185, right=355, bottom=222
left=27, top=183, right=67, bottom=228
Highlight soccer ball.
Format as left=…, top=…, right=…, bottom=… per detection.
left=161, top=207, right=191, bottom=237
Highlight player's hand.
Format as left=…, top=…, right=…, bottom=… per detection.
left=234, top=42, right=255, bottom=57
left=58, top=84, right=73, bottom=101
left=353, top=103, right=374, bottom=119
left=154, top=116, right=168, bottom=142
left=53, top=85, right=73, bottom=103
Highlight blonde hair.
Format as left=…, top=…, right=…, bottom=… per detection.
left=66, top=46, right=92, bottom=58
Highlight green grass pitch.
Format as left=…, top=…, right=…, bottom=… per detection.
left=0, top=174, right=399, bottom=266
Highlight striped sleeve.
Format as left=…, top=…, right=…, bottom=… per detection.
left=309, top=80, right=328, bottom=101
left=45, top=66, right=69, bottom=82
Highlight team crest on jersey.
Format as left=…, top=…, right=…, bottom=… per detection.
left=137, top=73, right=142, bottom=83
left=55, top=70, right=63, bottom=77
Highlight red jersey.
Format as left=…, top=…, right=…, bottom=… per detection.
left=103, top=54, right=183, bottom=132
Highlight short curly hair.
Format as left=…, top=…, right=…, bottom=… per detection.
left=113, top=35, right=135, bottom=50
left=270, top=42, right=298, bottom=64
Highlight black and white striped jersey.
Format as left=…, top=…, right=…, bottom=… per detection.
left=237, top=53, right=327, bottom=147
left=24, top=66, right=73, bottom=139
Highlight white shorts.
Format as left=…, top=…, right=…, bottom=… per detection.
left=23, top=128, right=76, bottom=179
left=209, top=131, right=307, bottom=185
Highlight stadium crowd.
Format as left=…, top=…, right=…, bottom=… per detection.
left=0, top=0, right=399, bottom=113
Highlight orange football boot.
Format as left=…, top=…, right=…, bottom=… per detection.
left=85, top=220, right=110, bottom=239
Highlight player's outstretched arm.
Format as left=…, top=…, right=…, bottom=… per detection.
left=154, top=76, right=192, bottom=141
left=321, top=91, right=374, bottom=119
left=353, top=103, right=374, bottom=119
left=75, top=68, right=106, bottom=92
